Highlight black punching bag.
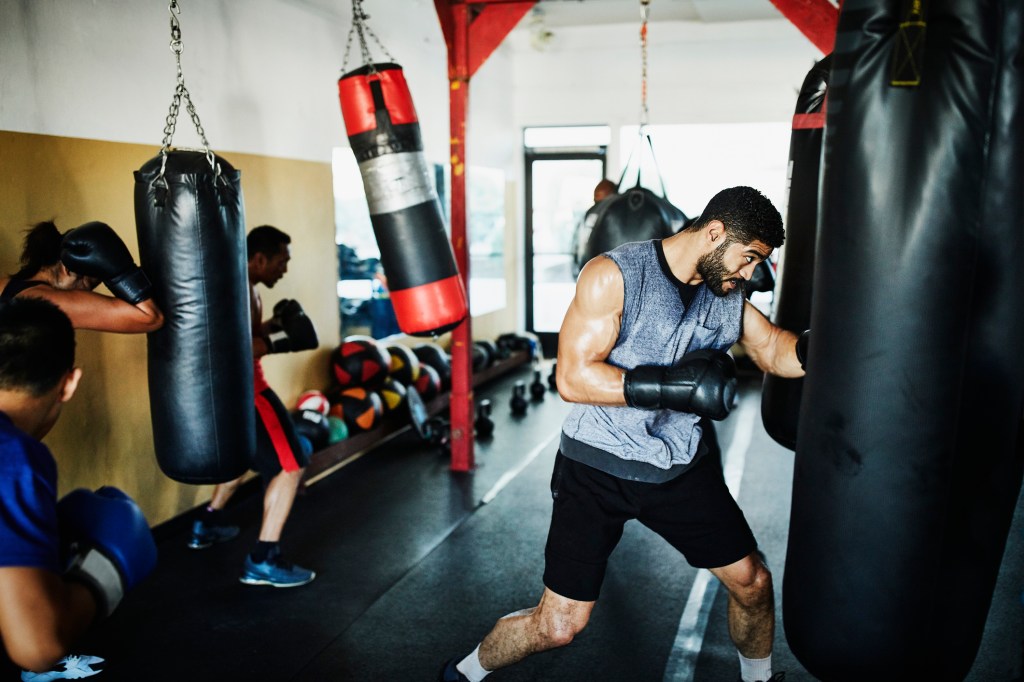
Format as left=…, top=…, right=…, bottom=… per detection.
left=785, top=1, right=1024, bottom=680
left=760, top=55, right=831, bottom=450
left=574, top=185, right=688, bottom=274
left=338, top=63, right=468, bottom=337
left=134, top=151, right=254, bottom=484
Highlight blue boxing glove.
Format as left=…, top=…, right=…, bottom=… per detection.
left=57, top=486, right=158, bottom=618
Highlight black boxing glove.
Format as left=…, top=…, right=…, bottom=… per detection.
left=61, top=222, right=153, bottom=304
left=795, top=330, right=810, bottom=370
left=624, top=349, right=738, bottom=420
left=266, top=299, right=318, bottom=353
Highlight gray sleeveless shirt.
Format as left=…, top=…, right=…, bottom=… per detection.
left=560, top=239, right=744, bottom=482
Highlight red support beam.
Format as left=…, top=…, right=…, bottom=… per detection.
left=434, top=0, right=534, bottom=472
left=767, top=0, right=840, bottom=54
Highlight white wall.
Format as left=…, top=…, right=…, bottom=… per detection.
left=507, top=18, right=823, bottom=172
left=0, top=0, right=515, bottom=171
left=2, top=0, right=820, bottom=339
left=1, top=0, right=819, bottom=202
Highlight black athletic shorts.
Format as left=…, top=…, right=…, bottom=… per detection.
left=252, top=387, right=310, bottom=480
left=542, top=431, right=757, bottom=602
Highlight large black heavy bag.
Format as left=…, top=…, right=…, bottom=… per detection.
left=573, top=185, right=687, bottom=274
left=760, top=55, right=831, bottom=450
left=785, top=1, right=1024, bottom=680
left=134, top=151, right=254, bottom=483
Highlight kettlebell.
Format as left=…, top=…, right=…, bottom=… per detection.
left=530, top=369, right=546, bottom=401
left=510, top=382, right=528, bottom=416
left=475, top=399, right=494, bottom=439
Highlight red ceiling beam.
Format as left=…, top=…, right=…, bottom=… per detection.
left=768, top=0, right=840, bottom=54
left=433, top=0, right=535, bottom=472
left=435, top=1, right=535, bottom=80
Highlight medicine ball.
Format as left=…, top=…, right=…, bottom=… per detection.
left=386, top=343, right=421, bottom=386
left=330, top=339, right=391, bottom=390
left=412, top=363, right=442, bottom=402
left=326, top=415, right=349, bottom=444
left=295, top=389, right=330, bottom=416
left=334, top=387, right=384, bottom=433
left=290, top=409, right=331, bottom=451
left=412, top=342, right=451, bottom=391
left=379, top=377, right=408, bottom=415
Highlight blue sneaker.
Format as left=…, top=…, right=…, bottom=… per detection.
left=187, top=519, right=240, bottom=549
left=239, top=546, right=315, bottom=588
left=22, top=654, right=105, bottom=680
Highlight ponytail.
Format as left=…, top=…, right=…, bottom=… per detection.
left=13, top=221, right=63, bottom=279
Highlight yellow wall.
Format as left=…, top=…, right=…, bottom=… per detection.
left=0, top=131, right=339, bottom=525
left=1, top=130, right=520, bottom=526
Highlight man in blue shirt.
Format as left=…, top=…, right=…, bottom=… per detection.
left=0, top=297, right=155, bottom=677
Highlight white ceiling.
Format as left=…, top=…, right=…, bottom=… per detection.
left=287, top=0, right=792, bottom=27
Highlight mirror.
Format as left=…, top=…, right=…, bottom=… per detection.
left=332, top=148, right=508, bottom=338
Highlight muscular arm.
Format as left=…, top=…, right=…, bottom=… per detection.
left=250, top=283, right=271, bottom=359
left=738, top=300, right=804, bottom=378
left=20, top=287, right=163, bottom=334
left=0, top=567, right=97, bottom=671
left=555, top=256, right=628, bottom=406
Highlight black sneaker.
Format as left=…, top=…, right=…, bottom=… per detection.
left=438, top=657, right=470, bottom=682
left=187, top=519, right=240, bottom=549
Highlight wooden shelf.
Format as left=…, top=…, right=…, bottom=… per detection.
left=303, top=350, right=531, bottom=485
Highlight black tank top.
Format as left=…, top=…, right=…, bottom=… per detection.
left=0, top=278, right=45, bottom=301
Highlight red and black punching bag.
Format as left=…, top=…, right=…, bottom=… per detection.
left=134, top=151, right=254, bottom=484
left=338, top=63, right=468, bottom=337
left=785, top=1, right=1024, bottom=680
left=759, top=55, right=830, bottom=450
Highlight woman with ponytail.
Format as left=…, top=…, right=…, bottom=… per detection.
left=1, top=221, right=163, bottom=333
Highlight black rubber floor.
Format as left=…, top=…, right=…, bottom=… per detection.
left=3, top=364, right=1022, bottom=681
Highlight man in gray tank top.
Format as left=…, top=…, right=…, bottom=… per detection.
left=441, top=187, right=809, bottom=682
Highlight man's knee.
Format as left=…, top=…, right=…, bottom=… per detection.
left=271, top=467, right=304, bottom=485
left=535, top=599, right=592, bottom=649
left=716, top=554, right=774, bottom=608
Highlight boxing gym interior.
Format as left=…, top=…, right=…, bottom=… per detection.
left=1, top=1, right=1022, bottom=681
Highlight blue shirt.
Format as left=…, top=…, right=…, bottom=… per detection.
left=0, top=411, right=60, bottom=572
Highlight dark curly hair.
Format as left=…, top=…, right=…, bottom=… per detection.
left=685, top=186, right=784, bottom=249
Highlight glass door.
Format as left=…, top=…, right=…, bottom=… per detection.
left=525, top=153, right=605, bottom=358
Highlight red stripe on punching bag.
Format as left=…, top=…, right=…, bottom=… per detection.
left=338, top=65, right=419, bottom=136
left=390, top=275, right=467, bottom=336
left=792, top=112, right=825, bottom=130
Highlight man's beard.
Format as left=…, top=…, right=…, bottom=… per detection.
left=696, top=241, right=740, bottom=297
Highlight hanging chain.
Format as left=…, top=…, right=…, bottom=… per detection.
left=158, top=0, right=218, bottom=184
left=639, top=0, right=651, bottom=130
left=342, top=0, right=395, bottom=74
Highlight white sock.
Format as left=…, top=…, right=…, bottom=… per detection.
left=738, top=652, right=772, bottom=682
left=456, top=645, right=491, bottom=682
